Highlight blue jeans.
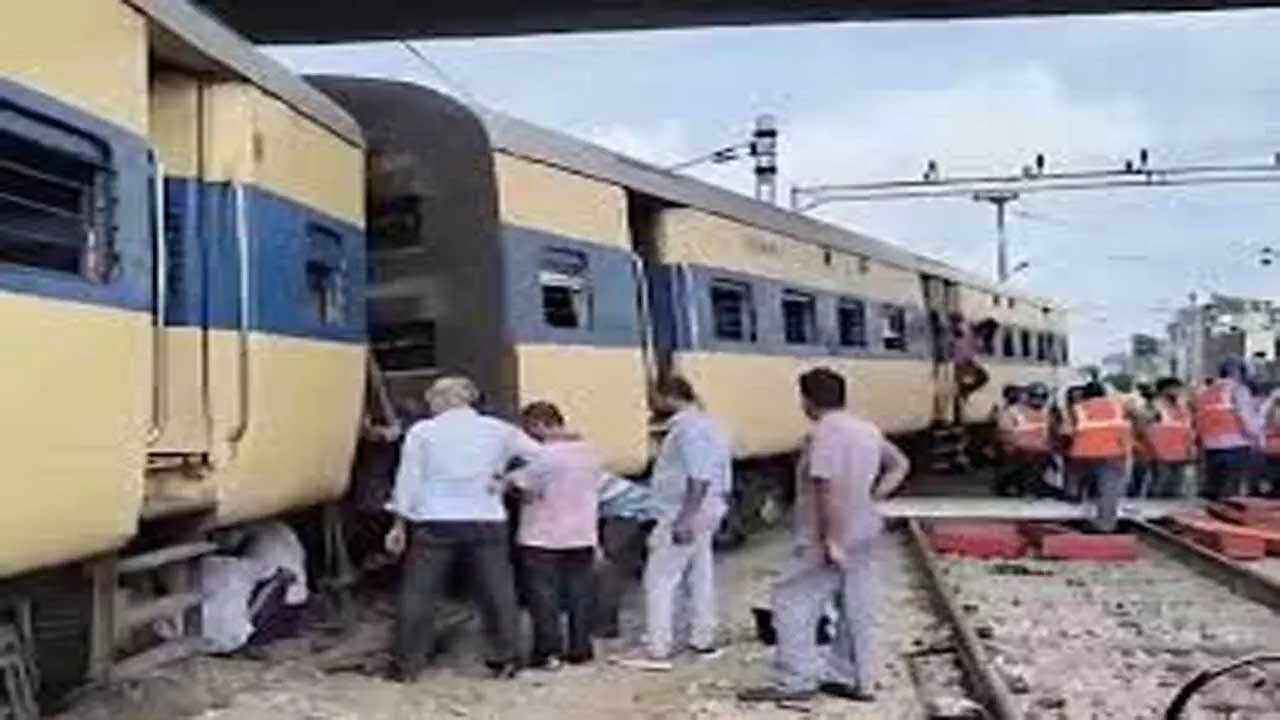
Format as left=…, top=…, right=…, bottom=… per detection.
left=1203, top=447, right=1253, bottom=500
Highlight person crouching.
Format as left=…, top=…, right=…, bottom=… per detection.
left=510, top=401, right=606, bottom=669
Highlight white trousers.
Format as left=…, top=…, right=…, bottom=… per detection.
left=642, top=498, right=727, bottom=657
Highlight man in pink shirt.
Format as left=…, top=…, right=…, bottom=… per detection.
left=740, top=368, right=910, bottom=704
left=510, top=401, right=606, bottom=669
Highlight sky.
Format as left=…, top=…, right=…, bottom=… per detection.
left=267, top=9, right=1280, bottom=363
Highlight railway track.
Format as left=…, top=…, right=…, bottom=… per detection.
left=908, top=516, right=1280, bottom=720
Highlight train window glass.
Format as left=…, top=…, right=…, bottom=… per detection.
left=0, top=129, right=109, bottom=279
left=369, top=195, right=422, bottom=251
left=371, top=320, right=436, bottom=371
left=1020, top=329, right=1032, bottom=358
left=882, top=304, right=908, bottom=351
left=781, top=289, right=818, bottom=345
left=1002, top=328, right=1016, bottom=358
left=306, top=224, right=345, bottom=325
left=710, top=279, right=756, bottom=342
left=539, top=247, right=592, bottom=329
left=837, top=298, right=867, bottom=348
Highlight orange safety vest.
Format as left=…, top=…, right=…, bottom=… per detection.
left=1196, top=380, right=1245, bottom=445
left=1070, top=397, right=1132, bottom=460
left=1006, top=406, right=1050, bottom=454
left=1145, top=400, right=1195, bottom=463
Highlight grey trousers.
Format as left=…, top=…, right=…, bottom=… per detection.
left=769, top=543, right=874, bottom=692
left=642, top=499, right=727, bottom=657
left=1073, top=459, right=1127, bottom=532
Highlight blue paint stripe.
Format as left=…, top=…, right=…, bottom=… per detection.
left=0, top=78, right=152, bottom=313
left=166, top=178, right=367, bottom=344
left=501, top=225, right=641, bottom=348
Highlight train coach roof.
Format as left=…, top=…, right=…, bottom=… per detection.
left=476, top=107, right=1054, bottom=309
left=126, top=0, right=363, bottom=146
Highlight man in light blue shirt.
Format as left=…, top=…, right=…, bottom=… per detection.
left=384, top=376, right=541, bottom=681
left=619, top=376, right=733, bottom=670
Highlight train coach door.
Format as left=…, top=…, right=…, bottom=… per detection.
left=146, top=73, right=211, bottom=458
left=920, top=274, right=961, bottom=426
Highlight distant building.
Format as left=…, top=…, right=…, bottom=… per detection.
left=1166, top=293, right=1280, bottom=384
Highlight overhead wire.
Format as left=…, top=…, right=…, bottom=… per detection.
left=399, top=40, right=477, bottom=104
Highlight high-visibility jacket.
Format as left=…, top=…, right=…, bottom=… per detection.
left=1195, top=379, right=1246, bottom=446
left=1069, top=397, right=1132, bottom=460
left=1004, top=406, right=1050, bottom=454
left=1145, top=399, right=1195, bottom=463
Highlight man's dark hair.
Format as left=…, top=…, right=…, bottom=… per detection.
left=799, top=367, right=847, bottom=410
left=1155, top=377, right=1184, bottom=394
left=656, top=375, right=698, bottom=404
left=1082, top=381, right=1107, bottom=400
left=520, top=401, right=564, bottom=427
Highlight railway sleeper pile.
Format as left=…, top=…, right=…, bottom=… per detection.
left=926, top=521, right=1138, bottom=562
left=1169, top=497, right=1280, bottom=560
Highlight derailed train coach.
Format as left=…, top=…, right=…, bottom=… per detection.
left=317, top=77, right=1069, bottom=524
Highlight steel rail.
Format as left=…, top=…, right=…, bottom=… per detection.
left=1128, top=519, right=1280, bottom=610
left=905, top=518, right=1019, bottom=720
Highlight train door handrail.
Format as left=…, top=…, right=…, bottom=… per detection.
left=147, top=159, right=168, bottom=445
left=629, top=253, right=657, bottom=385
left=227, top=183, right=251, bottom=443
left=678, top=263, right=699, bottom=348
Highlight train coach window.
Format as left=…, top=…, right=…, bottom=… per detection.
left=710, top=279, right=756, bottom=342
left=836, top=297, right=867, bottom=348
left=306, top=224, right=346, bottom=325
left=0, top=129, right=109, bottom=278
left=882, top=304, right=908, bottom=352
left=781, top=289, right=818, bottom=345
left=539, top=247, right=592, bottom=329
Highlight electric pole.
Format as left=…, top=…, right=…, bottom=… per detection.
left=973, top=190, right=1020, bottom=283
left=751, top=115, right=778, bottom=204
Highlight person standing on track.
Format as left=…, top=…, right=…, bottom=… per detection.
left=1140, top=377, right=1196, bottom=498
left=618, top=375, right=732, bottom=671
left=1195, top=357, right=1261, bottom=500
left=738, top=367, right=910, bottom=704
left=1063, top=382, right=1137, bottom=532
left=384, top=376, right=542, bottom=682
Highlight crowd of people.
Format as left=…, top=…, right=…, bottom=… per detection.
left=381, top=368, right=909, bottom=704
left=993, top=355, right=1280, bottom=531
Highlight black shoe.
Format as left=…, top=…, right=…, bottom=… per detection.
left=737, top=685, right=816, bottom=703
left=387, top=664, right=421, bottom=684
left=564, top=651, right=594, bottom=665
left=819, top=682, right=875, bottom=702
left=484, top=660, right=520, bottom=679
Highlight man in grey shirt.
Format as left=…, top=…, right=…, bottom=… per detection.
left=740, top=367, right=910, bottom=703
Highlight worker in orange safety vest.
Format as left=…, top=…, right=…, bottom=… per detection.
left=1257, top=383, right=1280, bottom=497
left=994, top=383, right=1052, bottom=497
left=1139, top=377, right=1196, bottom=498
left=1063, top=381, right=1138, bottom=532
left=1194, top=356, right=1261, bottom=500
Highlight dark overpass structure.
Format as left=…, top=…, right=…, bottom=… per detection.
left=199, top=0, right=1269, bottom=42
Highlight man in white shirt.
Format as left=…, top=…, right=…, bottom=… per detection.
left=384, top=376, right=541, bottom=681
left=740, top=367, right=910, bottom=704
left=619, top=376, right=732, bottom=671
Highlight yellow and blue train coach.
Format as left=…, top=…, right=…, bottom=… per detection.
left=321, top=77, right=1068, bottom=484
left=0, top=0, right=368, bottom=693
